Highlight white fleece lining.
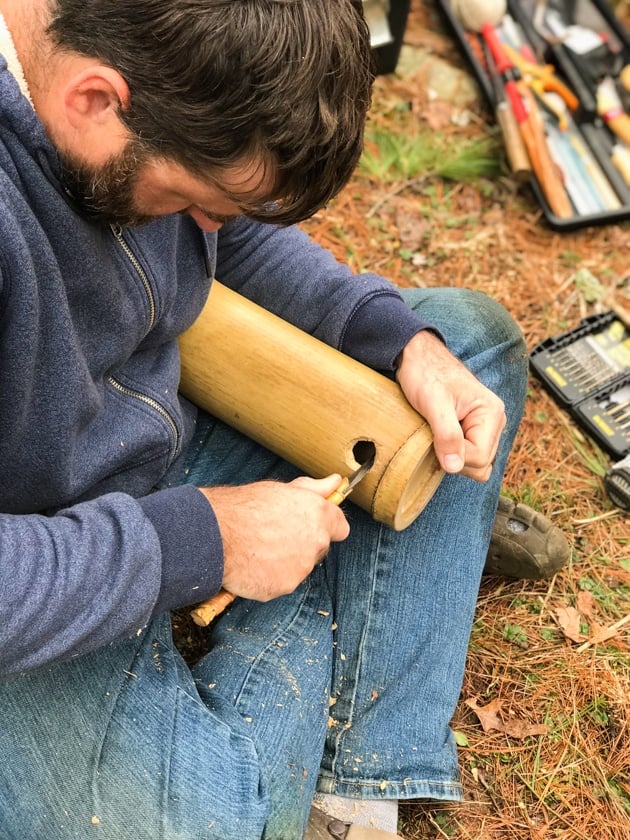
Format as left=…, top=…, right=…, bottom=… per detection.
left=0, top=13, right=34, bottom=105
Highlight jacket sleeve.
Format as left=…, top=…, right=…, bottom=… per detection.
left=0, top=485, right=222, bottom=679
left=215, top=218, right=435, bottom=373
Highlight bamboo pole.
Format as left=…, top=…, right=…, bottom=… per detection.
left=178, top=282, right=444, bottom=531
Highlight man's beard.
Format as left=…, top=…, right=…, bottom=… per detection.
left=58, top=138, right=156, bottom=228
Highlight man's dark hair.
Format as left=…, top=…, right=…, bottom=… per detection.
left=47, top=0, right=374, bottom=225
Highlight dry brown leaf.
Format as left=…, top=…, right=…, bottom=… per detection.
left=465, top=698, right=550, bottom=740
left=553, top=605, right=585, bottom=643
left=584, top=620, right=622, bottom=647
left=501, top=718, right=550, bottom=740
left=423, top=99, right=453, bottom=131
left=395, top=209, right=431, bottom=250
left=465, top=697, right=504, bottom=733
left=577, top=590, right=597, bottom=619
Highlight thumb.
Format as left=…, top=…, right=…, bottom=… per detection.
left=427, top=414, right=466, bottom=474
left=290, top=473, right=345, bottom=498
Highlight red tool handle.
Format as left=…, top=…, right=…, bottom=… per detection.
left=481, top=22, right=527, bottom=123
left=504, top=80, right=528, bottom=123
left=481, top=22, right=511, bottom=75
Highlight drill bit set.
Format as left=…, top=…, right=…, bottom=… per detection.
left=530, top=310, right=629, bottom=453
left=529, top=312, right=630, bottom=508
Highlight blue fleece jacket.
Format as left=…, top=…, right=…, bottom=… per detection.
left=0, top=56, right=431, bottom=677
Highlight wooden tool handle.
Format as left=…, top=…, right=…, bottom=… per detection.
left=598, top=77, right=630, bottom=146
left=517, top=84, right=573, bottom=219
left=496, top=101, right=531, bottom=180
left=611, top=145, right=630, bottom=186
left=191, top=589, right=235, bottom=627
left=603, top=112, right=630, bottom=146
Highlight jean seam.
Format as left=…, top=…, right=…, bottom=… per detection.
left=90, top=638, right=161, bottom=821
left=328, top=522, right=386, bottom=781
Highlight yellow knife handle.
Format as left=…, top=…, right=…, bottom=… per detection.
left=326, top=476, right=351, bottom=506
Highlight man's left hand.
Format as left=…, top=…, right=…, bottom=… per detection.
left=396, top=330, right=506, bottom=482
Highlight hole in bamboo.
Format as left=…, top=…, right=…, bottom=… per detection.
left=352, top=439, right=376, bottom=467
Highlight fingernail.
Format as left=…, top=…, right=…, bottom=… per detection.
left=443, top=454, right=464, bottom=472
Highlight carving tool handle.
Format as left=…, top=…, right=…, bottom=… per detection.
left=517, top=83, right=573, bottom=219
left=495, top=101, right=531, bottom=179
left=480, top=23, right=528, bottom=124
left=326, top=476, right=351, bottom=506
left=597, top=78, right=630, bottom=145
left=190, top=475, right=355, bottom=627
left=190, top=588, right=236, bottom=627
left=480, top=21, right=512, bottom=77
left=480, top=36, right=530, bottom=179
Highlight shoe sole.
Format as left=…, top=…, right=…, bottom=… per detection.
left=484, top=496, right=570, bottom=580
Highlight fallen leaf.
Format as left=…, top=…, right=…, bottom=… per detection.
left=584, top=620, right=621, bottom=647
left=502, top=719, right=550, bottom=739
left=577, top=590, right=596, bottom=619
left=395, top=209, right=431, bottom=251
left=576, top=613, right=630, bottom=651
left=454, top=730, right=469, bottom=747
left=465, top=697, right=549, bottom=740
left=423, top=99, right=453, bottom=131
left=465, top=697, right=504, bottom=733
left=553, top=605, right=584, bottom=643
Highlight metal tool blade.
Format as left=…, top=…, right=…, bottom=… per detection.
left=344, top=452, right=375, bottom=493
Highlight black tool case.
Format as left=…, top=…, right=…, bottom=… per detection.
left=436, top=0, right=630, bottom=230
left=529, top=311, right=630, bottom=458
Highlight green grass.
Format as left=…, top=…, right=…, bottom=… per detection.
left=360, top=128, right=503, bottom=184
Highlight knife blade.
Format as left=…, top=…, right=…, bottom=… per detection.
left=326, top=453, right=375, bottom=505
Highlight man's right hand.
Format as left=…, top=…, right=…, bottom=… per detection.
left=198, top=474, right=350, bottom=602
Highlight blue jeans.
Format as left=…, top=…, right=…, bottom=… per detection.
left=0, top=289, right=527, bottom=840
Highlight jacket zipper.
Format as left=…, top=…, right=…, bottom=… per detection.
left=109, top=224, right=180, bottom=459
left=110, top=224, right=156, bottom=334
left=107, top=376, right=180, bottom=459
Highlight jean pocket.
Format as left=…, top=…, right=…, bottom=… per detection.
left=166, top=687, right=269, bottom=840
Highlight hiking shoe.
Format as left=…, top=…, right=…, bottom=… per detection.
left=484, top=496, right=570, bottom=580
left=305, top=806, right=404, bottom=839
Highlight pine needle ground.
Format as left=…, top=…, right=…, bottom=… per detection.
left=301, top=3, right=630, bottom=837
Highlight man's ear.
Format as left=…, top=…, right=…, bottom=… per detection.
left=62, top=65, right=130, bottom=130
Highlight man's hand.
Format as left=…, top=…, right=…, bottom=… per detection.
left=198, top=474, right=350, bottom=601
left=396, top=330, right=506, bottom=482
